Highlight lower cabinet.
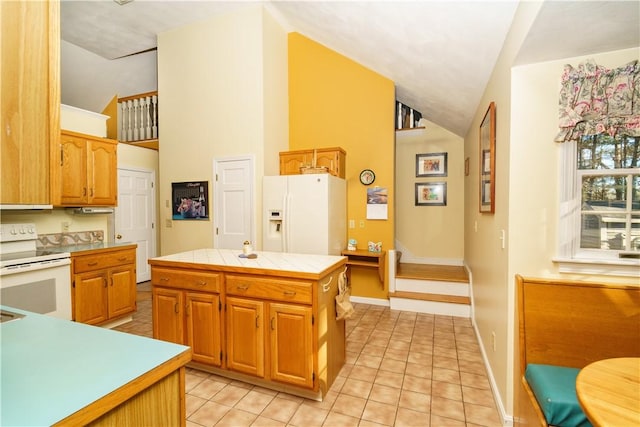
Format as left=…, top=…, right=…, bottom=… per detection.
left=72, top=246, right=137, bottom=325
left=226, top=297, right=313, bottom=388
left=150, top=264, right=345, bottom=399
left=225, top=275, right=315, bottom=389
left=152, top=268, right=222, bottom=367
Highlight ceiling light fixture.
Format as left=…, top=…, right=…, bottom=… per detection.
left=113, top=0, right=134, bottom=5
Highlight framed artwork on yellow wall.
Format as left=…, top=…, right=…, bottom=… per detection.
left=415, top=182, right=447, bottom=206
left=416, top=152, right=447, bottom=177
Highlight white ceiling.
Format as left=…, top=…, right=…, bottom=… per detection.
left=60, top=0, right=640, bottom=137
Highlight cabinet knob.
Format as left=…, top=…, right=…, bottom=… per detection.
left=116, top=234, right=122, bottom=240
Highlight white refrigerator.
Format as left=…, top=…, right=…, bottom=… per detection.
left=263, top=174, right=346, bottom=256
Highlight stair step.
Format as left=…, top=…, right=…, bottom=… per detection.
left=395, top=277, right=469, bottom=296
left=396, top=263, right=468, bottom=283
left=389, top=290, right=470, bottom=305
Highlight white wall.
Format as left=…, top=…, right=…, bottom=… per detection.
left=395, top=122, right=464, bottom=264
left=157, top=5, right=288, bottom=255
left=61, top=40, right=157, bottom=114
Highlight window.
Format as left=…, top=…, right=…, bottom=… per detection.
left=556, top=135, right=640, bottom=276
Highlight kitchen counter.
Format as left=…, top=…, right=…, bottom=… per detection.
left=149, top=248, right=347, bottom=400
left=0, top=306, right=191, bottom=426
left=149, top=248, right=346, bottom=279
left=47, top=241, right=137, bottom=255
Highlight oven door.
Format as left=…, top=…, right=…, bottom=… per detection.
left=0, top=259, right=72, bottom=320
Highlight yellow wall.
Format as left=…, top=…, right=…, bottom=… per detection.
left=288, top=33, right=395, bottom=300
left=157, top=6, right=288, bottom=255
left=463, top=2, right=542, bottom=419
left=395, top=122, right=464, bottom=264
left=464, top=0, right=639, bottom=420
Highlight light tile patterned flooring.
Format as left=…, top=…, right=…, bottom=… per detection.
left=114, top=283, right=502, bottom=427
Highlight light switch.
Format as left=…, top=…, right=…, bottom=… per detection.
left=349, top=219, right=355, bottom=229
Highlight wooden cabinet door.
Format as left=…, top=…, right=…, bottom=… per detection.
left=153, top=287, right=184, bottom=345
left=108, top=265, right=136, bottom=319
left=269, top=303, right=314, bottom=388
left=186, top=292, right=222, bottom=366
left=226, top=297, right=264, bottom=377
left=74, top=272, right=108, bottom=325
left=89, top=140, right=117, bottom=205
left=279, top=152, right=309, bottom=175
left=60, top=134, right=89, bottom=205
left=0, top=0, right=57, bottom=205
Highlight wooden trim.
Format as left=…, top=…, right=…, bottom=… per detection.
left=53, top=349, right=191, bottom=426
left=521, top=376, right=548, bottom=427
left=61, top=129, right=117, bottom=144
left=388, top=290, right=470, bottom=305
left=118, top=91, right=158, bottom=103
left=120, top=139, right=159, bottom=151
left=149, top=258, right=347, bottom=281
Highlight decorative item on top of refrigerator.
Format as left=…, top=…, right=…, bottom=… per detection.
left=263, top=174, right=346, bottom=256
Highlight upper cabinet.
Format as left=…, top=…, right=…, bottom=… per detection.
left=279, top=147, right=346, bottom=178
left=1, top=0, right=60, bottom=205
left=53, top=130, right=118, bottom=206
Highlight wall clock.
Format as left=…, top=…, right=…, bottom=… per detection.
left=359, top=169, right=375, bottom=185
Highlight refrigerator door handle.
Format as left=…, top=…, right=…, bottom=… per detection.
left=283, top=193, right=290, bottom=252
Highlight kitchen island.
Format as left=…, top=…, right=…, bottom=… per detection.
left=0, top=306, right=191, bottom=426
left=149, top=248, right=347, bottom=400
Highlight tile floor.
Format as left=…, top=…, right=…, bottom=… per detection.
left=114, top=283, right=502, bottom=427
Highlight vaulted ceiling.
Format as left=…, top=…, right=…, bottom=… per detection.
left=61, top=1, right=639, bottom=137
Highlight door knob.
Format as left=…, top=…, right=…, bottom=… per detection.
left=116, top=234, right=122, bottom=239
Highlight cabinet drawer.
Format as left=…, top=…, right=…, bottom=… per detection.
left=73, top=249, right=136, bottom=273
left=226, top=275, right=312, bottom=304
left=152, top=268, right=221, bottom=293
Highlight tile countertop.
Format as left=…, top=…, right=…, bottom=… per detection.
left=0, top=306, right=190, bottom=426
left=150, top=249, right=347, bottom=278
left=46, top=241, right=137, bottom=254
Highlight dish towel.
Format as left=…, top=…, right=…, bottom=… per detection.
left=335, top=267, right=354, bottom=320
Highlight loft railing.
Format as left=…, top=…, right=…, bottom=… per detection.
left=117, top=91, right=158, bottom=143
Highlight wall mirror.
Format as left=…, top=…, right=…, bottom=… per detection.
left=479, top=102, right=496, bottom=213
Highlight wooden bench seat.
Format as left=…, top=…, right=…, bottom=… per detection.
left=516, top=275, right=640, bottom=426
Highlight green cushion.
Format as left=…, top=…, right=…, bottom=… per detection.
left=525, top=364, right=592, bottom=427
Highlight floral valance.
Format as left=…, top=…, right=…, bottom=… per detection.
left=555, top=59, right=640, bottom=142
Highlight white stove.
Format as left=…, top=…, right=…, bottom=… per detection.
left=0, top=223, right=72, bottom=319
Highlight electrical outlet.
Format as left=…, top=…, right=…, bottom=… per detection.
left=62, top=221, right=70, bottom=232
left=491, top=331, right=496, bottom=352
left=359, top=220, right=365, bottom=228
left=165, top=219, right=172, bottom=228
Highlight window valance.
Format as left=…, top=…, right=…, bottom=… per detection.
left=555, top=59, right=640, bottom=142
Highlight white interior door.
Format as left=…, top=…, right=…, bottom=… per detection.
left=115, top=168, right=156, bottom=283
left=214, top=156, right=254, bottom=250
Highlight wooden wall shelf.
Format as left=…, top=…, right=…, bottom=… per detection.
left=341, top=249, right=386, bottom=286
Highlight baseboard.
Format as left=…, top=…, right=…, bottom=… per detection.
left=472, top=320, right=513, bottom=426
left=350, top=296, right=390, bottom=307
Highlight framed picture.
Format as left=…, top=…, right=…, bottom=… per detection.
left=172, top=181, right=209, bottom=220
left=415, top=182, right=447, bottom=206
left=479, top=102, right=496, bottom=213
left=416, top=152, right=447, bottom=177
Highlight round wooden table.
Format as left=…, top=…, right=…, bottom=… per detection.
left=576, top=357, right=640, bottom=427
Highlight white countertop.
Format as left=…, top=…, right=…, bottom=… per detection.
left=150, top=249, right=346, bottom=276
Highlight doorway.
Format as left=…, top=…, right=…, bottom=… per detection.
left=213, top=156, right=255, bottom=250
left=115, top=167, right=156, bottom=283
